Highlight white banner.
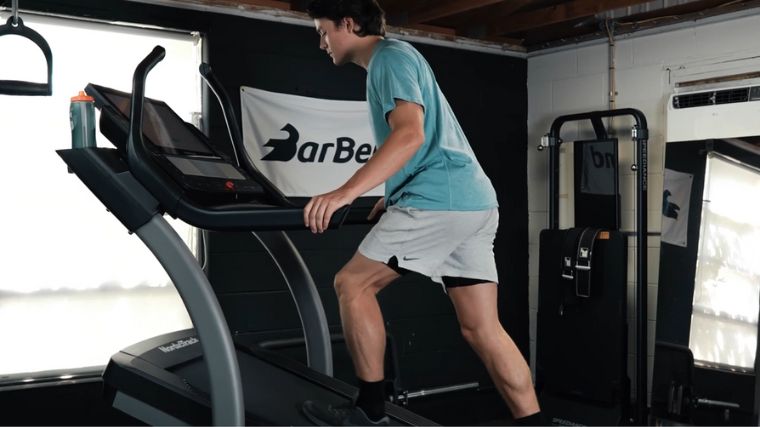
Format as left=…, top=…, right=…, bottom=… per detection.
left=662, top=168, right=693, bottom=247
left=241, top=86, right=383, bottom=197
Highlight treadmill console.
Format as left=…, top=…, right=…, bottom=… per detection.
left=86, top=83, right=265, bottom=203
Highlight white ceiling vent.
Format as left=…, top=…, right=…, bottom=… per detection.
left=667, top=84, right=760, bottom=142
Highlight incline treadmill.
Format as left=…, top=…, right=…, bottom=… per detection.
left=57, top=46, right=433, bottom=426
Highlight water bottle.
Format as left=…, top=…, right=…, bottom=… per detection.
left=70, top=90, right=96, bottom=149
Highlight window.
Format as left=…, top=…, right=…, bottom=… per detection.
left=689, top=153, right=760, bottom=372
left=0, top=13, right=201, bottom=378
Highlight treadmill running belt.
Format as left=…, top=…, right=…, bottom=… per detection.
left=105, top=331, right=431, bottom=425
left=173, top=350, right=354, bottom=425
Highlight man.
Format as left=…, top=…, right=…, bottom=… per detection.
left=302, top=0, right=543, bottom=425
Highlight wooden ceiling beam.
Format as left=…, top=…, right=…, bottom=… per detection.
left=617, top=0, right=754, bottom=24
left=487, top=0, right=653, bottom=36
left=407, top=23, right=457, bottom=35
left=407, top=0, right=507, bottom=24
left=452, top=0, right=535, bottom=32
left=192, top=0, right=292, bottom=10
left=380, top=0, right=427, bottom=18
left=523, top=0, right=760, bottom=50
left=481, top=34, right=525, bottom=46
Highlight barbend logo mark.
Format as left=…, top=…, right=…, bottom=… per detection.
left=662, top=189, right=680, bottom=219
left=588, top=145, right=614, bottom=169
left=262, top=123, right=376, bottom=164
left=158, top=337, right=199, bottom=353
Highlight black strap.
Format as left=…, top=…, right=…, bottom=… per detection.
left=0, top=16, right=53, bottom=96
left=575, top=227, right=603, bottom=298
left=560, top=228, right=584, bottom=281
left=557, top=228, right=585, bottom=316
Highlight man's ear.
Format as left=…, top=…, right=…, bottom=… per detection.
left=343, top=17, right=361, bottom=34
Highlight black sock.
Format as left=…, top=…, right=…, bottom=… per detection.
left=515, top=411, right=547, bottom=426
left=355, top=379, right=386, bottom=421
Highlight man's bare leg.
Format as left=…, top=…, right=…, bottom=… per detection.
left=448, top=283, right=541, bottom=419
left=302, top=253, right=399, bottom=425
left=333, top=252, right=400, bottom=381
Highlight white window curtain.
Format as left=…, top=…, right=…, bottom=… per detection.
left=0, top=12, right=201, bottom=378
left=689, top=153, right=760, bottom=372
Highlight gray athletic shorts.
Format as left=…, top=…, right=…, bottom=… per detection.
left=358, top=206, right=499, bottom=287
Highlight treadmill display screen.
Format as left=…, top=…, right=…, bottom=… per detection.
left=166, top=155, right=246, bottom=180
left=100, top=88, right=214, bottom=156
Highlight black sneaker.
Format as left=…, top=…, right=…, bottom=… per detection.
left=302, top=400, right=390, bottom=426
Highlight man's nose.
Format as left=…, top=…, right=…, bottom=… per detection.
left=319, top=40, right=327, bottom=50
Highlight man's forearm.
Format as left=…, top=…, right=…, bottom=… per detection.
left=340, top=127, right=424, bottom=199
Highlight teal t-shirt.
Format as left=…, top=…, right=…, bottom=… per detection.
left=366, top=39, right=498, bottom=211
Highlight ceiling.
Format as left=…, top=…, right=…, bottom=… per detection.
left=188, top=0, right=760, bottom=52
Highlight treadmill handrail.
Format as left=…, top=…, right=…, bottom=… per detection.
left=126, top=45, right=244, bottom=427
left=174, top=199, right=349, bottom=231
left=254, top=231, right=333, bottom=375
left=121, top=47, right=350, bottom=231
left=126, top=46, right=184, bottom=215
left=199, top=63, right=294, bottom=208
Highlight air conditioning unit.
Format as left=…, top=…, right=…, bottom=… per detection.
left=667, top=84, right=760, bottom=142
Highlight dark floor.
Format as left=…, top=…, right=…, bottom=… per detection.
left=405, top=387, right=515, bottom=426
left=0, top=379, right=142, bottom=426
left=0, top=377, right=513, bottom=426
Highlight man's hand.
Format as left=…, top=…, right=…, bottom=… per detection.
left=368, top=197, right=385, bottom=221
left=304, top=188, right=355, bottom=233
left=303, top=100, right=422, bottom=234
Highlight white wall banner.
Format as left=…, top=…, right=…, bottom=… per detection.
left=241, top=86, right=383, bottom=197
left=661, top=168, right=694, bottom=247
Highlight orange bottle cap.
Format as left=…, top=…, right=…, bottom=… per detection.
left=71, top=90, right=94, bottom=102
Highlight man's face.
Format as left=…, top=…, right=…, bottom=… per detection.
left=314, top=17, right=354, bottom=66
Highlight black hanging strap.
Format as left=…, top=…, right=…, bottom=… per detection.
left=0, top=15, right=53, bottom=96
left=560, top=227, right=584, bottom=280
left=575, top=227, right=603, bottom=298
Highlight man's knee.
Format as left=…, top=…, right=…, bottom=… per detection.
left=460, top=325, right=534, bottom=391
left=459, top=323, right=491, bottom=350
left=333, top=268, right=360, bottom=300
left=334, top=260, right=396, bottom=302
left=459, top=320, right=508, bottom=357
left=333, top=269, right=379, bottom=302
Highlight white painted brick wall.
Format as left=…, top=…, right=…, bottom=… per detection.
left=526, top=11, right=760, bottom=401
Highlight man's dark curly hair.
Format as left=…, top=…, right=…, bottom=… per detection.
left=307, top=0, right=386, bottom=37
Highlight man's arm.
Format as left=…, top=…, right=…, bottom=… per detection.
left=303, top=99, right=424, bottom=233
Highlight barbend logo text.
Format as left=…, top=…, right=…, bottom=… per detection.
left=262, top=123, right=376, bottom=164
left=158, top=337, right=199, bottom=353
